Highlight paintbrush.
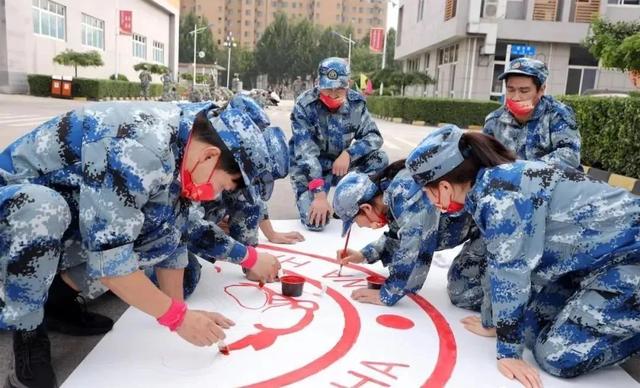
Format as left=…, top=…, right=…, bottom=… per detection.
left=339, top=228, right=351, bottom=276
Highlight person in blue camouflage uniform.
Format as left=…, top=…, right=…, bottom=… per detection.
left=289, top=57, right=388, bottom=231
left=0, top=101, right=282, bottom=388
left=407, top=125, right=640, bottom=386
left=181, top=95, right=303, bottom=297
left=484, top=57, right=581, bottom=168
left=448, top=58, right=582, bottom=323
left=332, top=161, right=476, bottom=306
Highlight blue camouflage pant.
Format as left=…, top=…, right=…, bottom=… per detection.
left=291, top=149, right=389, bottom=231
left=0, top=184, right=71, bottom=330
left=447, top=235, right=487, bottom=311
left=532, top=259, right=640, bottom=377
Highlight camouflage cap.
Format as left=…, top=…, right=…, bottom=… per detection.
left=406, top=125, right=465, bottom=187
left=333, top=172, right=379, bottom=237
left=263, top=126, right=289, bottom=181
left=228, top=94, right=271, bottom=130
left=498, top=57, right=549, bottom=85
left=318, top=57, right=350, bottom=90
left=210, top=108, right=275, bottom=202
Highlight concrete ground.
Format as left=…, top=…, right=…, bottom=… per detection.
left=0, top=94, right=638, bottom=385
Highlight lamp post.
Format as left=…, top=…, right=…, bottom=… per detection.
left=224, top=32, right=237, bottom=88
left=189, top=22, right=214, bottom=86
left=380, top=0, right=398, bottom=96
left=330, top=30, right=356, bottom=65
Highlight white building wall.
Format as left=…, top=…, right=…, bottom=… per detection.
left=1, top=0, right=178, bottom=93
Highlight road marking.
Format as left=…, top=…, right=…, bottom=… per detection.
left=383, top=139, right=401, bottom=150
left=0, top=116, right=52, bottom=125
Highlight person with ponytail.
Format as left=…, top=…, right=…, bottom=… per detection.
left=289, top=57, right=389, bottom=233
left=407, top=125, right=640, bottom=386
left=331, top=160, right=478, bottom=306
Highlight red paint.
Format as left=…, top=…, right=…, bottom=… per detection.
left=258, top=244, right=457, bottom=388
left=244, top=270, right=361, bottom=388
left=375, top=315, right=415, bottom=330
left=258, top=280, right=265, bottom=288
left=214, top=265, right=222, bottom=273
left=279, top=256, right=311, bottom=268
left=220, top=347, right=230, bottom=356
left=361, top=361, right=410, bottom=380
left=224, top=283, right=268, bottom=310
left=281, top=275, right=305, bottom=284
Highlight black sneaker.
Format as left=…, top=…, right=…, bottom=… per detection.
left=44, top=275, right=113, bottom=336
left=6, top=324, right=57, bottom=388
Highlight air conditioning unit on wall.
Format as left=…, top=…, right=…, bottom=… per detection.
left=483, top=0, right=506, bottom=18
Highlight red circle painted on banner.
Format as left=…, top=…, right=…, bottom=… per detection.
left=256, top=244, right=457, bottom=388
left=376, top=314, right=415, bottom=330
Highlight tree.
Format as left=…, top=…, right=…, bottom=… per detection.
left=179, top=11, right=218, bottom=65
left=133, top=62, right=169, bottom=74
left=52, top=50, right=104, bottom=77
left=370, top=67, right=434, bottom=95
left=255, top=13, right=293, bottom=83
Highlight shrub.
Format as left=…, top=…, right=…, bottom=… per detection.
left=27, top=74, right=52, bottom=96
left=367, top=96, right=501, bottom=127
left=559, top=95, right=640, bottom=179
left=109, top=74, right=129, bottom=81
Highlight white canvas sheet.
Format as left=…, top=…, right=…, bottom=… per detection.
left=62, top=220, right=638, bottom=387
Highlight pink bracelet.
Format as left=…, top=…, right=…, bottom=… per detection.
left=241, top=246, right=258, bottom=269
left=308, top=178, right=325, bottom=191
left=157, top=299, right=187, bottom=331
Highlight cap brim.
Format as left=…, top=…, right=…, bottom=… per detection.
left=498, top=69, right=536, bottom=81
left=319, top=77, right=349, bottom=89
left=341, top=218, right=354, bottom=238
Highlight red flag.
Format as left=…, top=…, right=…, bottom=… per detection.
left=119, top=10, right=132, bottom=35
left=369, top=28, right=385, bottom=53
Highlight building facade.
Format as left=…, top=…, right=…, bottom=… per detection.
left=395, top=0, right=639, bottom=100
left=0, top=0, right=180, bottom=94
left=180, top=0, right=387, bottom=49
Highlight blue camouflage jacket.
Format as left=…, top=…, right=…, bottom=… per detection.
left=483, top=95, right=581, bottom=168
left=289, top=87, right=383, bottom=186
left=360, top=169, right=476, bottom=305
left=0, top=102, right=254, bottom=278
left=466, top=160, right=640, bottom=359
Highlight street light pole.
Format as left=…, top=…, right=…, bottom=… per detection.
left=380, top=0, right=397, bottom=96
left=189, top=22, right=215, bottom=87
left=331, top=30, right=356, bottom=65
left=224, top=32, right=236, bottom=88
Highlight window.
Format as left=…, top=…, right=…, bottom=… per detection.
left=445, top=0, right=457, bottom=20
left=437, top=44, right=459, bottom=65
left=32, top=0, right=66, bottom=40
left=133, top=34, right=147, bottom=59
left=82, top=14, right=104, bottom=50
left=153, top=41, right=164, bottom=64
left=449, top=64, right=457, bottom=97
left=417, top=0, right=425, bottom=21
left=565, top=68, right=597, bottom=94
left=396, top=6, right=403, bottom=46
left=423, top=52, right=431, bottom=70
left=608, top=0, right=639, bottom=4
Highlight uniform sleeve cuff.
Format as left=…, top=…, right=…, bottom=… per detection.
left=87, top=244, right=137, bottom=278
left=241, top=246, right=258, bottom=269
left=308, top=178, right=325, bottom=192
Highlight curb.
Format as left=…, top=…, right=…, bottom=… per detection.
left=583, top=166, right=640, bottom=195
left=371, top=114, right=483, bottom=132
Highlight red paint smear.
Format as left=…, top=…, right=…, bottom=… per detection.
left=259, top=244, right=457, bottom=388
left=220, top=347, right=230, bottom=356
left=376, top=314, right=415, bottom=330
left=214, top=266, right=222, bottom=273
left=228, top=285, right=319, bottom=352
left=243, top=269, right=361, bottom=388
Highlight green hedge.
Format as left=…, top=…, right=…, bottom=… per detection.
left=559, top=96, right=640, bottom=179
left=27, top=74, right=161, bottom=99
left=27, top=74, right=52, bottom=96
left=367, top=96, right=501, bottom=127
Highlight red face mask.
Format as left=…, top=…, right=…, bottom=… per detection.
left=319, top=93, right=344, bottom=111
left=180, top=134, right=219, bottom=201
left=446, top=200, right=465, bottom=213
left=506, top=98, right=535, bottom=117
